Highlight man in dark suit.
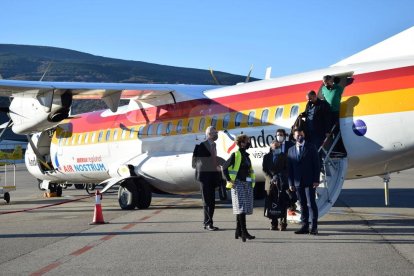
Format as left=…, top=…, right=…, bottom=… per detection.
left=193, top=126, right=221, bottom=231
left=287, top=129, right=321, bottom=235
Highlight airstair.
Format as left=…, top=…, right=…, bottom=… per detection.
left=288, top=125, right=348, bottom=222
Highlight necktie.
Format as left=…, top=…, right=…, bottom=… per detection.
left=298, top=145, right=303, bottom=159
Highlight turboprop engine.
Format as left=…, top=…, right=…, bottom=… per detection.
left=8, top=90, right=72, bottom=134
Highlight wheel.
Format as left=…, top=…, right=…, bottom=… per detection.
left=75, top=184, right=85, bottom=189
left=118, top=180, right=138, bottom=210
left=136, top=181, right=152, bottom=209
left=4, top=192, right=10, bottom=203
left=56, top=185, right=62, bottom=197
left=85, top=183, right=96, bottom=195
left=60, top=184, right=68, bottom=189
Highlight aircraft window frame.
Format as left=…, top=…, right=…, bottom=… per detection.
left=65, top=134, right=71, bottom=145
left=129, top=127, right=135, bottom=139
left=98, top=131, right=103, bottom=142
left=290, top=105, right=299, bottom=119
left=121, top=129, right=126, bottom=140
left=91, top=132, right=96, bottom=143
left=176, top=120, right=183, bottom=134
left=113, top=129, right=118, bottom=140
left=77, top=134, right=83, bottom=145
left=247, top=111, right=255, bottom=126
left=260, top=109, right=269, bottom=125
left=58, top=137, right=63, bottom=147
left=199, top=117, right=206, bottom=132
left=274, top=107, right=284, bottom=121
left=222, top=113, right=230, bottom=129
left=138, top=126, right=144, bottom=138
left=235, top=112, right=243, bottom=127
left=187, top=119, right=194, bottom=133
left=210, top=115, right=218, bottom=128
left=84, top=133, right=89, bottom=144
left=71, top=134, right=76, bottom=145
left=147, top=124, right=154, bottom=137
left=166, top=122, right=173, bottom=135
left=105, top=130, right=111, bottom=141
left=156, top=123, right=163, bottom=136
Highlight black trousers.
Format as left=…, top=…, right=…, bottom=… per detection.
left=296, top=186, right=318, bottom=229
left=200, top=176, right=217, bottom=226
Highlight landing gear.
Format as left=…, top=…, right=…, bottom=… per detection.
left=74, top=184, right=85, bottom=190
left=85, top=183, right=96, bottom=195
left=383, top=173, right=391, bottom=206
left=117, top=178, right=152, bottom=210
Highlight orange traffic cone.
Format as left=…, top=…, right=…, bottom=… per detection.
left=90, top=190, right=106, bottom=224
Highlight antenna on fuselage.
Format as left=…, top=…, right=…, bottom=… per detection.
left=265, top=67, right=272, bottom=80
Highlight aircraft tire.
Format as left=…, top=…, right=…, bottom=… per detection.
left=136, top=181, right=152, bottom=209
left=56, top=185, right=62, bottom=197
left=37, top=179, right=46, bottom=191
left=4, top=192, right=10, bottom=203
left=74, top=184, right=85, bottom=190
left=118, top=181, right=138, bottom=210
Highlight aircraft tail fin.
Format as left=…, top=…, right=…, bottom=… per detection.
left=332, top=26, right=414, bottom=67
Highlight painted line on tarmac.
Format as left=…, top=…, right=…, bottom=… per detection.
left=30, top=197, right=188, bottom=276
left=0, top=195, right=93, bottom=215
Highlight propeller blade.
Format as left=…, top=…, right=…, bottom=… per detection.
left=209, top=68, right=221, bottom=85
left=245, top=65, right=253, bottom=83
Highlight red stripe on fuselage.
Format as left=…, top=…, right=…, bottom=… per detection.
left=63, top=66, right=414, bottom=133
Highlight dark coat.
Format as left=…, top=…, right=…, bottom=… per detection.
left=262, top=150, right=288, bottom=190
left=287, top=142, right=320, bottom=188
left=304, top=98, right=331, bottom=137
left=193, top=141, right=221, bottom=183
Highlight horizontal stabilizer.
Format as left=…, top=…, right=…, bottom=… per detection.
left=332, top=26, right=414, bottom=66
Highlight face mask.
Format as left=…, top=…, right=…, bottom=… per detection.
left=276, top=135, right=285, bottom=143
left=297, top=136, right=304, bottom=144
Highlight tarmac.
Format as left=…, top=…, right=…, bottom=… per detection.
left=0, top=164, right=413, bottom=275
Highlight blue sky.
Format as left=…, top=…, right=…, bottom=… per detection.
left=2, top=0, right=414, bottom=79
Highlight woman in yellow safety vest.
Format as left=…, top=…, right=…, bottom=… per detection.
left=222, top=134, right=256, bottom=242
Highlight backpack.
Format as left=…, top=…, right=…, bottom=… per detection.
left=264, top=175, right=287, bottom=219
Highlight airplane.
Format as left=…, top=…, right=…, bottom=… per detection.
left=0, top=26, right=413, bottom=221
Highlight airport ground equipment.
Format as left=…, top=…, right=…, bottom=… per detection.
left=0, top=163, right=16, bottom=203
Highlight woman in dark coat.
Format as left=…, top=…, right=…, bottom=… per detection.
left=223, top=134, right=255, bottom=242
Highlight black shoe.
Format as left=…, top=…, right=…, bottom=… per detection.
left=270, top=225, right=279, bottom=231
left=310, top=228, right=318, bottom=235
left=246, top=233, right=255, bottom=240
left=205, top=225, right=219, bottom=231
left=294, top=228, right=309, bottom=234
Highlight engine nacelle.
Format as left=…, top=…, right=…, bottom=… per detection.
left=9, top=90, right=72, bottom=134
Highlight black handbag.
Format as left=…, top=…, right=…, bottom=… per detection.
left=264, top=176, right=286, bottom=219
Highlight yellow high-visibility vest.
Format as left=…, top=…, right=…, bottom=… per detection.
left=227, top=150, right=255, bottom=188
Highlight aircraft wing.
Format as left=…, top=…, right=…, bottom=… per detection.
left=0, top=79, right=221, bottom=101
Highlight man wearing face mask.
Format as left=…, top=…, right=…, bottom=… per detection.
left=322, top=75, right=343, bottom=129
left=194, top=126, right=222, bottom=231
left=287, top=129, right=321, bottom=235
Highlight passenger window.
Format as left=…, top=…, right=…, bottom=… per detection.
left=260, top=109, right=269, bottom=125
left=78, top=134, right=83, bottom=144
left=223, top=114, right=230, bottom=129
left=113, top=129, right=118, bottom=140
left=98, top=131, right=103, bottom=142
left=84, top=133, right=89, bottom=144
left=147, top=125, right=154, bottom=136
left=235, top=112, right=242, bottom=127
left=138, top=126, right=144, bottom=138
left=166, top=122, right=173, bottom=135
left=71, top=134, right=76, bottom=145
left=91, top=132, right=96, bottom=143
left=176, top=120, right=183, bottom=134
left=129, top=127, right=135, bottom=139
left=105, top=130, right=111, bottom=141
left=210, top=116, right=218, bottom=128
left=187, top=119, right=194, bottom=132
left=275, top=107, right=284, bottom=121
left=199, top=117, right=206, bottom=132
left=247, top=111, right=255, bottom=126
left=121, top=129, right=126, bottom=140
left=290, top=105, right=299, bottom=119
left=156, top=123, right=163, bottom=136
